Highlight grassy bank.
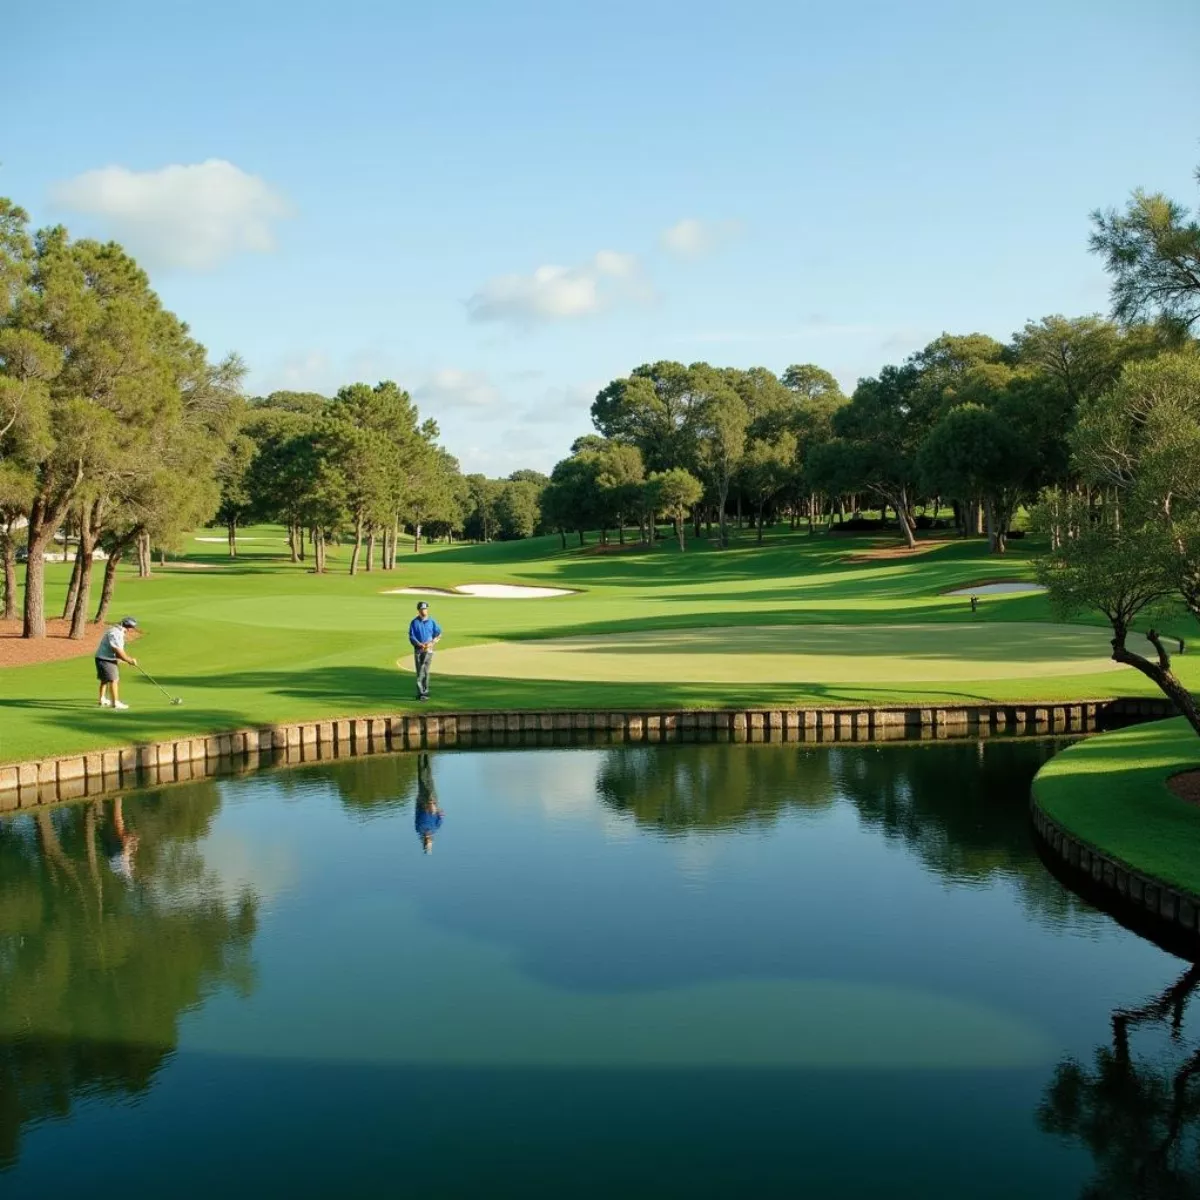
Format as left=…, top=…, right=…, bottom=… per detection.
left=2, top=524, right=1197, bottom=764
left=1032, top=717, right=1200, bottom=896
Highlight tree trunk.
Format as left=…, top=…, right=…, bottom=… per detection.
left=350, top=515, right=363, bottom=575
left=62, top=539, right=85, bottom=621
left=228, top=518, right=238, bottom=558
left=23, top=482, right=81, bottom=638
left=692, top=506, right=702, bottom=540
left=717, top=483, right=730, bottom=548
left=94, top=548, right=123, bottom=624
left=23, top=528, right=52, bottom=639
left=413, top=522, right=423, bottom=553
left=736, top=494, right=742, bottom=529
left=578, top=529, right=585, bottom=547
left=69, top=500, right=101, bottom=639
left=366, top=526, right=376, bottom=572
left=288, top=524, right=299, bottom=563
left=675, top=517, right=686, bottom=552
left=885, top=491, right=917, bottom=549
left=756, top=505, right=765, bottom=544
left=618, top=519, right=625, bottom=545
left=1, top=527, right=16, bottom=621
left=1112, top=626, right=1200, bottom=736
left=559, top=528, right=567, bottom=550
left=136, top=530, right=151, bottom=578
left=808, top=493, right=816, bottom=535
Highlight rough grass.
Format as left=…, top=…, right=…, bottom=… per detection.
left=1032, top=717, right=1200, bottom=896
left=2, top=522, right=1197, bottom=764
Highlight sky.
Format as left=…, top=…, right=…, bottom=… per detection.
left=7, top=0, right=1200, bottom=475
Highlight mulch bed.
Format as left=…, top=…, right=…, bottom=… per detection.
left=842, top=540, right=953, bottom=564
left=1168, top=770, right=1200, bottom=807
left=0, top=618, right=100, bottom=669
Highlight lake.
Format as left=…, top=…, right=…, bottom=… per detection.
left=2, top=738, right=1196, bottom=1198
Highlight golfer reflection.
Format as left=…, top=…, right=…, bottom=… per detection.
left=102, top=797, right=139, bottom=881
left=414, top=753, right=443, bottom=854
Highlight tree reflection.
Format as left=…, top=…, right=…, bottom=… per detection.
left=269, top=755, right=420, bottom=819
left=597, top=743, right=837, bottom=832
left=827, top=738, right=1088, bottom=920
left=1039, top=964, right=1200, bottom=1199
left=0, top=787, right=258, bottom=1169
left=596, top=739, right=1085, bottom=917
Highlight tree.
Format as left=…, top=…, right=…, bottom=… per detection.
left=0, top=461, right=33, bottom=619
left=830, top=362, right=927, bottom=547
left=646, top=467, right=703, bottom=551
left=594, top=440, right=645, bottom=544
left=495, top=478, right=542, bottom=539
left=213, top=427, right=257, bottom=558
left=740, top=430, right=797, bottom=542
left=1090, top=164, right=1200, bottom=335
left=464, top=474, right=501, bottom=542
left=1, top=210, right=225, bottom=637
left=591, top=361, right=700, bottom=473
left=1034, top=508, right=1200, bottom=734
left=917, top=404, right=1034, bottom=552
left=543, top=452, right=602, bottom=547
left=1071, top=351, right=1200, bottom=635
left=692, top=368, right=748, bottom=547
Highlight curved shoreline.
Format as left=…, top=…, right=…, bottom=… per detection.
left=1030, top=716, right=1200, bottom=952
left=1, top=696, right=1173, bottom=812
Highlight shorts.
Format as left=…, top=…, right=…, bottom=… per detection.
left=95, top=658, right=120, bottom=683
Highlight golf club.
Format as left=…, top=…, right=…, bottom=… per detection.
left=136, top=663, right=183, bottom=705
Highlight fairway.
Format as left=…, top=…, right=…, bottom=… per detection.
left=404, top=623, right=1153, bottom=685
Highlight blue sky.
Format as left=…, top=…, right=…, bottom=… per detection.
left=7, top=0, right=1200, bottom=474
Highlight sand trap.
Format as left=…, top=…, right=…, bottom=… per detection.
left=385, top=583, right=577, bottom=599
left=945, top=582, right=1047, bottom=596
left=401, top=622, right=1150, bottom=685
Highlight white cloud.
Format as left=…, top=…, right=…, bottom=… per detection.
left=50, top=158, right=292, bottom=271
left=660, top=217, right=741, bottom=259
left=466, top=250, right=644, bottom=325
left=414, top=368, right=502, bottom=411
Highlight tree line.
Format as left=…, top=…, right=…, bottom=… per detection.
left=0, top=199, right=558, bottom=639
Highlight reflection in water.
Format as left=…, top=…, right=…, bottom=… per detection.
left=0, top=739, right=1192, bottom=1196
left=1040, top=966, right=1200, bottom=1199
left=0, top=787, right=258, bottom=1168
left=415, top=753, right=444, bottom=854
left=597, top=739, right=1089, bottom=922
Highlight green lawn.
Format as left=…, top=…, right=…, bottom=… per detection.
left=1032, top=716, right=1200, bottom=896
left=3, top=523, right=1198, bottom=764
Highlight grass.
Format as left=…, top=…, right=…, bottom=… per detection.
left=3, top=521, right=1198, bottom=765
left=1032, top=716, right=1200, bottom=896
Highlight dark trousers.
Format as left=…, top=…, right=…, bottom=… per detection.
left=414, top=649, right=433, bottom=698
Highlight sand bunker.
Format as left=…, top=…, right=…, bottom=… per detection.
left=944, top=582, right=1047, bottom=596
left=385, top=583, right=577, bottom=599
left=402, top=622, right=1148, bottom=685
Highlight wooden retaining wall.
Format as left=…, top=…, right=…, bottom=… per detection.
left=0, top=696, right=1176, bottom=811
left=1031, top=804, right=1200, bottom=945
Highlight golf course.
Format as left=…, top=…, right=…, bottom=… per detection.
left=3, top=523, right=1196, bottom=766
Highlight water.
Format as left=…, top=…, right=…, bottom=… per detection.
left=2, top=739, right=1197, bottom=1199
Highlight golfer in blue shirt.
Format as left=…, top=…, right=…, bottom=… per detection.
left=408, top=601, right=442, bottom=701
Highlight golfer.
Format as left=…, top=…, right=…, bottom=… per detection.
left=95, top=616, right=139, bottom=711
left=408, top=601, right=442, bottom=701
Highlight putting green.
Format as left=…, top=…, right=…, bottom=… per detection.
left=401, top=623, right=1149, bottom=685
